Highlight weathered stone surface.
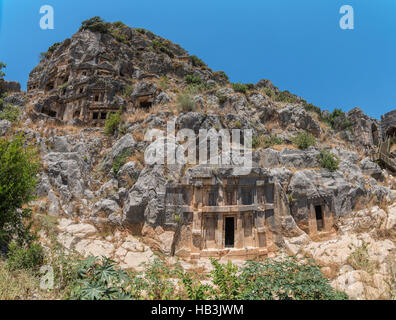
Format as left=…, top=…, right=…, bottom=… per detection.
left=117, top=161, right=141, bottom=188
left=278, top=105, right=321, bottom=136
left=100, top=133, right=136, bottom=173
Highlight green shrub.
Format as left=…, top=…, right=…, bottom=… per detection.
left=232, top=83, right=248, bottom=94
left=111, top=29, right=129, bottom=44
left=79, top=16, right=111, bottom=33
left=190, top=55, right=206, bottom=68
left=113, top=21, right=126, bottom=28
left=69, top=256, right=134, bottom=300
left=263, top=87, right=276, bottom=99
left=238, top=257, right=348, bottom=300
left=0, top=135, right=39, bottom=246
left=0, top=62, right=5, bottom=79
left=104, top=112, right=121, bottom=136
left=303, top=102, right=322, bottom=116
left=318, top=149, right=340, bottom=172
left=216, top=92, right=227, bottom=105
left=152, top=39, right=174, bottom=58
left=176, top=93, right=197, bottom=112
left=252, top=135, right=283, bottom=149
left=213, top=71, right=229, bottom=82
left=0, top=104, right=20, bottom=123
left=113, top=150, right=130, bottom=176
left=6, top=241, right=44, bottom=271
left=293, top=131, right=316, bottom=150
left=178, top=257, right=348, bottom=300
left=184, top=74, right=202, bottom=85
left=275, top=90, right=300, bottom=103
left=347, top=241, right=377, bottom=274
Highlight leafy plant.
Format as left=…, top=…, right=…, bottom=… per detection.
left=184, top=74, right=202, bottom=85
left=318, top=149, right=340, bottom=172
left=239, top=258, right=348, bottom=300
left=176, top=93, right=197, bottom=112
left=152, top=39, right=174, bottom=58
left=210, top=259, right=241, bottom=300
left=292, top=131, right=316, bottom=150
left=275, top=90, right=300, bottom=104
left=0, top=62, right=6, bottom=79
left=216, top=92, right=227, bottom=105
left=252, top=135, right=283, bottom=149
left=79, top=16, right=111, bottom=33
left=0, top=135, right=39, bottom=246
left=232, top=83, right=248, bottom=94
left=69, top=256, right=133, bottom=300
left=6, top=241, right=44, bottom=272
left=0, top=104, right=20, bottom=123
left=104, top=112, right=121, bottom=136
left=347, top=241, right=377, bottom=274
left=143, top=257, right=181, bottom=300
left=113, top=150, right=130, bottom=176
left=190, top=55, right=206, bottom=68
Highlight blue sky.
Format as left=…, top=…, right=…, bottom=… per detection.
left=0, top=0, right=395, bottom=119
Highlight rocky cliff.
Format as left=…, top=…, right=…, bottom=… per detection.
left=1, top=17, right=395, bottom=299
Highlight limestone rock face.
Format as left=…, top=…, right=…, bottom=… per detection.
left=288, top=169, right=366, bottom=219
left=123, top=165, right=168, bottom=225
left=345, top=107, right=380, bottom=148
left=100, top=133, right=136, bottom=173
left=278, top=105, right=321, bottom=136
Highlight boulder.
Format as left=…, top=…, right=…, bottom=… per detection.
left=278, top=105, right=321, bottom=136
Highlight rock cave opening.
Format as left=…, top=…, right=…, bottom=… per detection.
left=225, top=217, right=235, bottom=248
left=315, top=205, right=324, bottom=231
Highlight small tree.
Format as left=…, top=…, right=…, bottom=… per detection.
left=104, top=112, right=121, bottom=136
left=293, top=131, right=316, bottom=150
left=0, top=62, right=6, bottom=79
left=0, top=136, right=39, bottom=246
left=318, top=149, right=340, bottom=172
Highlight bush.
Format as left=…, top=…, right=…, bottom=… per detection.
left=213, top=71, right=229, bottom=83
left=176, top=93, right=197, bottom=113
left=6, top=241, right=44, bottom=271
left=0, top=135, right=39, bottom=246
left=184, top=75, right=202, bottom=85
left=113, top=151, right=130, bottom=176
left=293, top=131, right=316, bottom=150
left=232, top=83, right=248, bottom=94
left=104, top=112, right=121, bottom=136
left=190, top=55, right=206, bottom=68
left=179, top=257, right=348, bottom=300
left=238, top=258, right=348, bottom=300
left=216, top=92, right=227, bottom=105
left=79, top=16, right=110, bottom=33
left=152, top=39, right=174, bottom=58
left=0, top=104, right=20, bottom=123
left=0, top=62, right=6, bottom=79
left=275, top=90, right=300, bottom=104
left=318, top=149, right=340, bottom=172
left=303, top=102, right=322, bottom=116
left=69, top=256, right=134, bottom=300
left=252, top=135, right=283, bottom=149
